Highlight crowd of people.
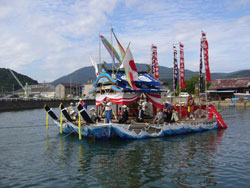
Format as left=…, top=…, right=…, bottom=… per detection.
left=66, top=95, right=196, bottom=125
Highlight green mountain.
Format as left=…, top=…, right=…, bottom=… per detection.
left=51, top=63, right=250, bottom=85
left=0, top=68, right=38, bottom=92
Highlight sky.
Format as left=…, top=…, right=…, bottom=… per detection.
left=0, top=0, right=250, bottom=82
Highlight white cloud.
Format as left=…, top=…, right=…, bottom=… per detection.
left=0, top=0, right=249, bottom=82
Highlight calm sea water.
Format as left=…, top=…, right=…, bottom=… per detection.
left=0, top=107, right=250, bottom=188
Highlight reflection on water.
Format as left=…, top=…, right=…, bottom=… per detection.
left=1, top=108, right=250, bottom=187
left=43, top=128, right=226, bottom=188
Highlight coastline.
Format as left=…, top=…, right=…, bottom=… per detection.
left=166, top=97, right=250, bottom=108
left=0, top=98, right=95, bottom=112
left=210, top=100, right=250, bottom=108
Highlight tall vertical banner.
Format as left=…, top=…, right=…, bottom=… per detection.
left=179, top=43, right=186, bottom=88
left=151, top=45, right=159, bottom=80
left=173, top=45, right=178, bottom=91
left=202, top=32, right=211, bottom=82
left=199, top=40, right=203, bottom=90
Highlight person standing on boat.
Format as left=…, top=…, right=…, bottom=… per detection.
left=136, top=106, right=144, bottom=122
left=142, top=98, right=153, bottom=118
left=187, top=94, right=194, bottom=119
left=80, top=99, right=87, bottom=110
left=119, top=105, right=129, bottom=124
left=153, top=108, right=164, bottom=125
left=104, top=98, right=113, bottom=123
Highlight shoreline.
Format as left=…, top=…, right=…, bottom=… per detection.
left=0, top=98, right=249, bottom=113
left=210, top=100, right=250, bottom=108
left=0, top=99, right=95, bottom=112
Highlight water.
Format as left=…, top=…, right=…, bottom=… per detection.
left=0, top=107, right=250, bottom=188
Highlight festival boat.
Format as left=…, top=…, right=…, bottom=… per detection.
left=44, top=29, right=227, bottom=140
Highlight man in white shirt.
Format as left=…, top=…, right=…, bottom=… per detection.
left=142, top=98, right=153, bottom=118
left=104, top=98, right=112, bottom=123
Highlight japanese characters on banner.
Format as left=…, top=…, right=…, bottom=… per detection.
left=202, top=32, right=211, bottom=82
left=179, top=43, right=186, bottom=88
left=173, top=45, right=178, bottom=92
left=151, top=45, right=159, bottom=80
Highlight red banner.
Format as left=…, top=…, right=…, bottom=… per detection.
left=179, top=43, right=186, bottom=88
left=151, top=45, right=159, bottom=80
left=202, top=32, right=211, bottom=82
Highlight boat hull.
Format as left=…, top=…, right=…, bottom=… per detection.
left=54, top=119, right=219, bottom=139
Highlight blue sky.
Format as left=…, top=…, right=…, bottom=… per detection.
left=0, top=0, right=250, bottom=82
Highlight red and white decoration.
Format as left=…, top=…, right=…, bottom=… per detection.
left=96, top=93, right=140, bottom=107
left=96, top=93, right=164, bottom=109
left=122, top=47, right=139, bottom=90
left=179, top=43, right=186, bottom=88
left=202, top=32, right=211, bottom=82
left=145, top=93, right=164, bottom=109
left=151, top=45, right=159, bottom=80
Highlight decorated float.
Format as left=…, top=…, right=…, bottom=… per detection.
left=44, top=29, right=227, bottom=140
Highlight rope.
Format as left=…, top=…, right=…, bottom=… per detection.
left=62, top=129, right=77, bottom=138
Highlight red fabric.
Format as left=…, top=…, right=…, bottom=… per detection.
left=96, top=93, right=140, bottom=107
left=179, top=43, right=186, bottom=88
left=202, top=33, right=212, bottom=82
left=123, top=47, right=139, bottom=90
left=129, top=71, right=138, bottom=90
left=145, top=93, right=164, bottom=109
left=209, top=105, right=227, bottom=129
left=129, top=60, right=138, bottom=72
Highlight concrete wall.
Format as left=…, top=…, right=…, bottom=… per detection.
left=0, top=99, right=95, bottom=112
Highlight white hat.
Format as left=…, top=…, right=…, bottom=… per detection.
left=122, top=105, right=127, bottom=108
left=90, top=107, right=95, bottom=111
left=70, top=102, right=74, bottom=105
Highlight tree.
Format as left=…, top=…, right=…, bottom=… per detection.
left=184, top=75, right=211, bottom=94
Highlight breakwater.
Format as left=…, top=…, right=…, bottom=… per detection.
left=210, top=100, right=250, bottom=108
left=0, top=98, right=95, bottom=112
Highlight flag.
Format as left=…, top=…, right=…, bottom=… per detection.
left=90, top=56, right=99, bottom=77
left=173, top=45, right=178, bottom=91
left=112, top=28, right=126, bottom=59
left=202, top=32, right=211, bottom=82
left=151, top=45, right=159, bottom=80
left=122, top=46, right=138, bottom=90
left=199, top=39, right=203, bottom=90
left=179, top=43, right=186, bottom=88
left=100, top=35, right=122, bottom=64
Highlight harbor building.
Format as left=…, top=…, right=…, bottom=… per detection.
left=82, top=83, right=94, bottom=97
left=208, top=77, right=250, bottom=100
left=15, top=83, right=55, bottom=98
left=55, top=83, right=83, bottom=99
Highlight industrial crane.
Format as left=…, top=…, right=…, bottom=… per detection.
left=8, top=69, right=29, bottom=97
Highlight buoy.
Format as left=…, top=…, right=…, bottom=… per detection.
left=46, top=112, right=49, bottom=130
left=78, top=112, right=82, bottom=140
